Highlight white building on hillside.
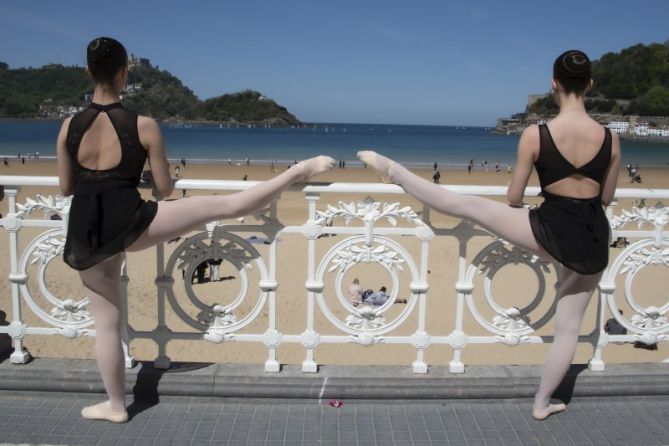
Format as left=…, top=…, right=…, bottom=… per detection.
left=647, top=127, right=669, bottom=137
left=633, top=123, right=649, bottom=136
left=608, top=121, right=629, bottom=134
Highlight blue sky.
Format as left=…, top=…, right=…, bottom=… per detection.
left=1, top=1, right=667, bottom=126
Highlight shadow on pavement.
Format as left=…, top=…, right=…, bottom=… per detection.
left=553, top=363, right=588, bottom=404
left=127, top=361, right=213, bottom=419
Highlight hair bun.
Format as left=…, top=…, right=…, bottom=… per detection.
left=561, top=51, right=590, bottom=77
left=88, top=38, right=112, bottom=63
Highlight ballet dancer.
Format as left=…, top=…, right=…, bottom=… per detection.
left=358, top=49, right=620, bottom=420
left=57, top=37, right=335, bottom=422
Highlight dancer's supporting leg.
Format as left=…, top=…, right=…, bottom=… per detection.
left=128, top=156, right=335, bottom=251
left=78, top=254, right=129, bottom=423
left=358, top=151, right=600, bottom=419
left=532, top=268, right=601, bottom=420
left=80, top=156, right=334, bottom=422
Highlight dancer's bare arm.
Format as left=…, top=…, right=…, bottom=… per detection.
left=138, top=116, right=173, bottom=199
left=56, top=117, right=75, bottom=196
left=507, top=125, right=539, bottom=207
left=600, top=132, right=621, bottom=207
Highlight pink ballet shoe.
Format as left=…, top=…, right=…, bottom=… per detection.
left=532, top=403, right=566, bottom=421
left=357, top=150, right=395, bottom=184
left=81, top=401, right=128, bottom=423
left=296, top=156, right=336, bottom=181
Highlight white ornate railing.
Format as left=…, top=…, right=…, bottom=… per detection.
left=0, top=175, right=667, bottom=373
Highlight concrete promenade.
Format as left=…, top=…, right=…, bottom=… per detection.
left=0, top=358, right=667, bottom=445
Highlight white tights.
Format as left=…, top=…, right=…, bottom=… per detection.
left=79, top=254, right=126, bottom=413
left=79, top=156, right=335, bottom=414
left=358, top=151, right=602, bottom=416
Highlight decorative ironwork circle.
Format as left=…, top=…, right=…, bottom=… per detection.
left=18, top=228, right=93, bottom=329
left=464, top=240, right=557, bottom=336
left=314, top=234, right=420, bottom=336
left=163, top=230, right=270, bottom=332
left=602, top=238, right=669, bottom=334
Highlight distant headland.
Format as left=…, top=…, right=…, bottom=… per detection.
left=0, top=55, right=302, bottom=126
left=496, top=40, right=669, bottom=141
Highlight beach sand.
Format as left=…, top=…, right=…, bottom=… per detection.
left=1, top=159, right=667, bottom=368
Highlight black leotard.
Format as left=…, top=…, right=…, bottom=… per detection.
left=534, top=124, right=611, bottom=189
left=528, top=124, right=612, bottom=275
left=63, top=102, right=158, bottom=270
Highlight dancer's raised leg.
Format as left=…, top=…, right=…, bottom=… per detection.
left=358, top=151, right=550, bottom=259
left=78, top=254, right=129, bottom=423
left=128, top=156, right=335, bottom=251
left=359, top=150, right=600, bottom=420
left=532, top=268, right=601, bottom=419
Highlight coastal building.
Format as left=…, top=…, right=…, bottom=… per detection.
left=39, top=100, right=84, bottom=119
left=57, top=105, right=83, bottom=118
left=608, top=121, right=629, bottom=134
left=122, top=83, right=143, bottom=98
left=647, top=127, right=669, bottom=137
left=634, top=123, right=649, bottom=136
left=128, top=54, right=151, bottom=69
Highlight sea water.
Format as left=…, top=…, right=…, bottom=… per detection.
left=1, top=120, right=667, bottom=168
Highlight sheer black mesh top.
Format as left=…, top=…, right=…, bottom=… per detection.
left=66, top=102, right=148, bottom=186
left=535, top=124, right=612, bottom=192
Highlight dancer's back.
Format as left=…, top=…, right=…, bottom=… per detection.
left=76, top=111, right=124, bottom=171
left=539, top=115, right=610, bottom=199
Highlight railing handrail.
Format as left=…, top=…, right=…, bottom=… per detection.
left=2, top=174, right=669, bottom=198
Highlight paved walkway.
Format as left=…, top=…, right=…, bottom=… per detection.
left=0, top=393, right=668, bottom=446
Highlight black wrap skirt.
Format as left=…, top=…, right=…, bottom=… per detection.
left=63, top=179, right=158, bottom=270
left=529, top=192, right=610, bottom=275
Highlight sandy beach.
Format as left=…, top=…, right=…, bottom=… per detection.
left=1, top=158, right=667, bottom=368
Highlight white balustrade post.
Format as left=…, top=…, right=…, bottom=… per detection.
left=119, top=255, right=136, bottom=368
left=264, top=199, right=281, bottom=372
left=589, top=282, right=613, bottom=372
left=449, top=238, right=470, bottom=373
left=589, top=201, right=617, bottom=371
left=154, top=241, right=172, bottom=370
left=301, top=193, right=321, bottom=372
left=411, top=210, right=433, bottom=373
left=3, top=187, right=31, bottom=363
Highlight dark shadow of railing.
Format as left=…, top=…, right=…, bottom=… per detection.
left=127, top=361, right=213, bottom=420
left=0, top=311, right=11, bottom=364
left=553, top=364, right=589, bottom=404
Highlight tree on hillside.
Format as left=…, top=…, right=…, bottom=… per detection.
left=628, top=85, right=669, bottom=116
left=591, top=43, right=669, bottom=100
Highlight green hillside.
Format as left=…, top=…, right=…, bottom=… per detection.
left=199, top=90, right=299, bottom=125
left=0, top=63, right=90, bottom=118
left=0, top=61, right=301, bottom=124
left=122, top=64, right=199, bottom=120
left=529, top=41, right=669, bottom=116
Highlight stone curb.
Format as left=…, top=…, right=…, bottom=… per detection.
left=0, top=358, right=667, bottom=401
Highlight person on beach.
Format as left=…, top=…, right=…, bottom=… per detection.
left=348, top=278, right=363, bottom=306
left=56, top=37, right=335, bottom=423
left=432, top=168, right=441, bottom=183
left=358, top=50, right=620, bottom=421
left=363, top=286, right=408, bottom=306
